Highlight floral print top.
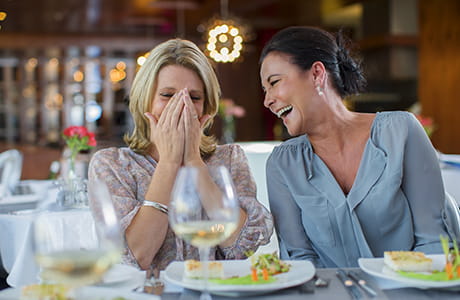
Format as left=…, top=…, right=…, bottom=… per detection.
left=88, top=144, right=273, bottom=270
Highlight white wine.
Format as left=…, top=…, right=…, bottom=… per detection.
left=174, top=221, right=237, bottom=247
left=36, top=249, right=120, bottom=285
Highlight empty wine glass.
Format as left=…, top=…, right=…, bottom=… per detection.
left=169, top=166, right=240, bottom=300
left=32, top=179, right=123, bottom=287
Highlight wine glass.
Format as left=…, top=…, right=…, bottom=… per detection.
left=32, top=179, right=123, bottom=288
left=169, top=166, right=240, bottom=300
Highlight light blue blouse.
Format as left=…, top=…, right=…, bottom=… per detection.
left=266, top=111, right=455, bottom=268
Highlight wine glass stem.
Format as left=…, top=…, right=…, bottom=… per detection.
left=199, top=246, right=212, bottom=300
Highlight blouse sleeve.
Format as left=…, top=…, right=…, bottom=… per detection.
left=218, top=145, right=274, bottom=259
left=266, top=149, right=323, bottom=267
left=401, top=113, right=450, bottom=253
left=88, top=148, right=142, bottom=267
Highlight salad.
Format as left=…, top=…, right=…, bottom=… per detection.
left=250, top=252, right=290, bottom=281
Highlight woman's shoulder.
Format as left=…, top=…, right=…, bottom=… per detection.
left=375, top=111, right=416, bottom=127
left=371, top=111, right=420, bottom=146
left=212, top=144, right=245, bottom=160
left=93, top=147, right=131, bottom=160
left=91, top=147, right=144, bottom=167
left=271, top=136, right=310, bottom=154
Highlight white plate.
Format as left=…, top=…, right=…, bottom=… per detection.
left=359, top=254, right=460, bottom=289
left=164, top=259, right=315, bottom=296
left=0, top=286, right=158, bottom=300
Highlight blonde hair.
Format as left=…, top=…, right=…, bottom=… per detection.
left=124, top=38, right=221, bottom=157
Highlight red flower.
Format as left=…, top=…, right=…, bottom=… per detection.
left=87, top=132, right=97, bottom=147
left=63, top=126, right=90, bottom=138
left=62, top=126, right=97, bottom=160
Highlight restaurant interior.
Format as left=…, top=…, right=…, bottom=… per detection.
left=1, top=0, right=460, bottom=297
left=0, top=0, right=458, bottom=179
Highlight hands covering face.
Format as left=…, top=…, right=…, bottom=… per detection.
left=144, top=88, right=211, bottom=166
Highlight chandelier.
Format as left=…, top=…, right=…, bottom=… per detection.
left=204, top=0, right=248, bottom=63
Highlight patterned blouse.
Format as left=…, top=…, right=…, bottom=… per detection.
left=88, top=144, right=273, bottom=270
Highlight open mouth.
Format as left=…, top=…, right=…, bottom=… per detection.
left=275, top=105, right=293, bottom=118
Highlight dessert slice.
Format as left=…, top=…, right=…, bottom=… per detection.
left=184, top=259, right=223, bottom=279
left=384, top=251, right=433, bottom=272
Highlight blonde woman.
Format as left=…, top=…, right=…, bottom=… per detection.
left=89, top=39, right=273, bottom=271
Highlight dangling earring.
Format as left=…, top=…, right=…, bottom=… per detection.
left=316, top=85, right=324, bottom=96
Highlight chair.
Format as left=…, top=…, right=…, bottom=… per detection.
left=0, top=149, right=23, bottom=197
left=444, top=192, right=460, bottom=241
left=238, top=141, right=281, bottom=255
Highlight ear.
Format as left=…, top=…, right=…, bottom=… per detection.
left=311, top=61, right=327, bottom=85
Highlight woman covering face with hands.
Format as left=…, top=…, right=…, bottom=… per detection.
left=89, top=39, right=273, bottom=271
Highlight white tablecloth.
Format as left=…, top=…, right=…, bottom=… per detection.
left=0, top=209, right=97, bottom=287
left=0, top=181, right=98, bottom=287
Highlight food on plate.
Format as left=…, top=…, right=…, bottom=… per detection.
left=383, top=251, right=433, bottom=272
left=250, top=252, right=291, bottom=276
left=209, top=253, right=290, bottom=285
left=392, top=236, right=460, bottom=281
left=20, top=284, right=71, bottom=300
left=184, top=259, right=223, bottom=279
left=441, top=235, right=460, bottom=280
left=211, top=274, right=276, bottom=285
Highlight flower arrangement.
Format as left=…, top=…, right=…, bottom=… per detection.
left=62, top=126, right=97, bottom=173
left=218, top=98, right=246, bottom=143
left=415, top=114, right=435, bottom=138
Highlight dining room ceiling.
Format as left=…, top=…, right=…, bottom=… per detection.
left=1, top=0, right=363, bottom=39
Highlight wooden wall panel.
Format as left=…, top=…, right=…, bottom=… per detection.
left=419, top=0, right=460, bottom=153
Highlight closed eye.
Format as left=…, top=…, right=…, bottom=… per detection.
left=270, top=79, right=280, bottom=86
left=190, top=95, right=202, bottom=101
left=160, top=93, right=174, bottom=98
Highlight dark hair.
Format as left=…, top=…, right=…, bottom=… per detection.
left=260, top=26, right=366, bottom=98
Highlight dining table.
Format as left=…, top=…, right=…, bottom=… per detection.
left=155, top=267, right=460, bottom=300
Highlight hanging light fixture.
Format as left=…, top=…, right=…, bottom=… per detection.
left=204, top=0, right=249, bottom=63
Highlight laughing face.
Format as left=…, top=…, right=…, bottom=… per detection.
left=260, top=52, right=317, bottom=136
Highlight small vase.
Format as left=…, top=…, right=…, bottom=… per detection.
left=56, top=154, right=88, bottom=208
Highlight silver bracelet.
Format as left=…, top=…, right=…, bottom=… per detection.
left=142, top=200, right=168, bottom=214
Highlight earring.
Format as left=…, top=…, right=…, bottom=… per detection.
left=316, top=85, right=324, bottom=96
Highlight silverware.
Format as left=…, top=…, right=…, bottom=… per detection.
left=336, top=269, right=363, bottom=300
left=347, top=270, right=377, bottom=297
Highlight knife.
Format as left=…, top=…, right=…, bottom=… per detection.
left=336, top=269, right=363, bottom=300
left=347, top=270, right=377, bottom=297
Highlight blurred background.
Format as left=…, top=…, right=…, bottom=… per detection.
left=0, top=0, right=459, bottom=178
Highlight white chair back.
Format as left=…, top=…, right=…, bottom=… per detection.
left=0, top=149, right=23, bottom=196
left=444, top=192, right=460, bottom=241
left=238, top=141, right=281, bottom=255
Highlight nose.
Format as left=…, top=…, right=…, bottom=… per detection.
left=263, top=91, right=274, bottom=109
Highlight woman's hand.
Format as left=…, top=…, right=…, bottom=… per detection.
left=144, top=90, right=185, bottom=165
left=182, top=88, right=210, bottom=166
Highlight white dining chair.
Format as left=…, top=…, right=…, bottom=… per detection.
left=0, top=149, right=23, bottom=197
left=444, top=192, right=460, bottom=241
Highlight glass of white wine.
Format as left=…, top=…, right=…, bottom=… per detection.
left=32, top=179, right=123, bottom=288
left=169, top=166, right=240, bottom=300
